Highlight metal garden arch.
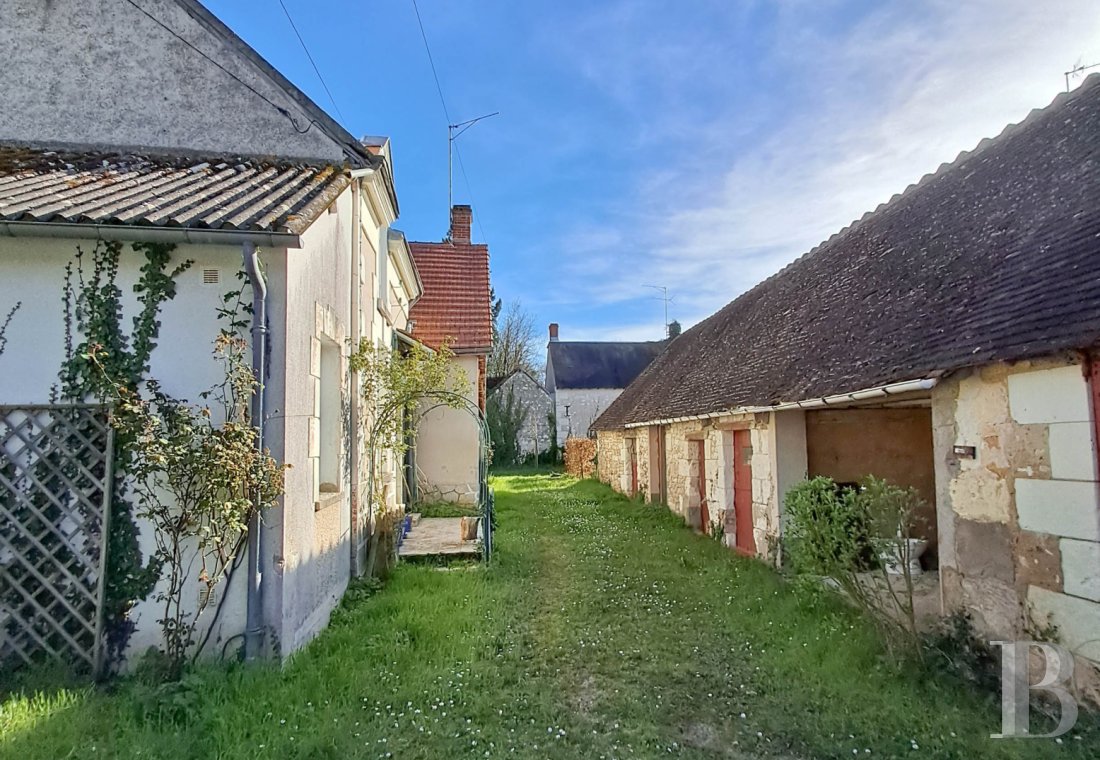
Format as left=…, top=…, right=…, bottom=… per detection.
left=364, top=389, right=494, bottom=566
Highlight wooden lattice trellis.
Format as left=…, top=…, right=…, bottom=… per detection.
left=0, top=405, right=113, bottom=676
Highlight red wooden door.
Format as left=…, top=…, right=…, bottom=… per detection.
left=732, top=429, right=754, bottom=555
left=696, top=440, right=709, bottom=532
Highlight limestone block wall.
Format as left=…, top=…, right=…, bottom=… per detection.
left=596, top=430, right=624, bottom=488
left=934, top=356, right=1100, bottom=665
left=598, top=412, right=807, bottom=560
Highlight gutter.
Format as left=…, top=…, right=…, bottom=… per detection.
left=0, top=220, right=300, bottom=248
left=621, top=377, right=939, bottom=429
left=242, top=242, right=269, bottom=661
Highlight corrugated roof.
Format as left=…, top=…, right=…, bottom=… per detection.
left=408, top=240, right=492, bottom=353
left=594, top=75, right=1100, bottom=430
left=0, top=147, right=349, bottom=237
left=548, top=341, right=666, bottom=390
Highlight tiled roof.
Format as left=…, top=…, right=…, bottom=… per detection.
left=548, top=341, right=666, bottom=390
left=0, top=147, right=349, bottom=237
left=408, top=240, right=492, bottom=353
left=594, top=75, right=1100, bottom=430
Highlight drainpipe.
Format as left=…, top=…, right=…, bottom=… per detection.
left=242, top=241, right=268, bottom=661
left=349, top=178, right=363, bottom=576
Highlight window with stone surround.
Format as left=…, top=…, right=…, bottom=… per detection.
left=318, top=337, right=340, bottom=495
left=311, top=303, right=346, bottom=511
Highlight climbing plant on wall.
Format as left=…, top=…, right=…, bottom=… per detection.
left=0, top=301, right=20, bottom=359
left=58, top=240, right=193, bottom=668
left=349, top=339, right=470, bottom=575
left=486, top=385, right=527, bottom=466
left=75, top=258, right=285, bottom=676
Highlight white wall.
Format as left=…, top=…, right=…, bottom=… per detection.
left=263, top=189, right=355, bottom=655
left=770, top=410, right=809, bottom=540
left=556, top=388, right=622, bottom=441
left=416, top=355, right=481, bottom=504
left=0, top=237, right=237, bottom=404
left=0, top=234, right=257, bottom=661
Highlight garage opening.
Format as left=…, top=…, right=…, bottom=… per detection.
left=805, top=407, right=937, bottom=565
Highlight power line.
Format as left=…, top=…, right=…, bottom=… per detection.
left=410, top=0, right=492, bottom=244
left=411, top=0, right=452, bottom=123
left=452, top=140, right=490, bottom=243
left=121, top=0, right=321, bottom=136
left=275, top=0, right=347, bottom=125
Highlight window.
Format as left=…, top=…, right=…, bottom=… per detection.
left=318, top=337, right=341, bottom=495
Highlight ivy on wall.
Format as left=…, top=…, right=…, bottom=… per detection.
left=59, top=240, right=193, bottom=668
left=0, top=301, right=20, bottom=358
left=60, top=243, right=286, bottom=677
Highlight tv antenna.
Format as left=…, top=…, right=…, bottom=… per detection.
left=644, top=285, right=675, bottom=338
left=449, top=112, right=499, bottom=212
left=1065, top=61, right=1100, bottom=91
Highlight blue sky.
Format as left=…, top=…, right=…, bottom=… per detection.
left=206, top=0, right=1100, bottom=350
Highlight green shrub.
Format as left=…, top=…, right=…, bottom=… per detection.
left=784, top=476, right=928, bottom=660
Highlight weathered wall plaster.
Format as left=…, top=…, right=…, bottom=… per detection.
left=934, top=356, right=1100, bottom=671
left=416, top=355, right=482, bottom=504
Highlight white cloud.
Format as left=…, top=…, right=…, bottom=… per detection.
left=537, top=0, right=1100, bottom=337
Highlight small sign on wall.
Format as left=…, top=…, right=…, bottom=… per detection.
left=953, top=445, right=977, bottom=459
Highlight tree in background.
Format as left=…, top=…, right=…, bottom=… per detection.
left=488, top=299, right=539, bottom=377
left=486, top=386, right=527, bottom=466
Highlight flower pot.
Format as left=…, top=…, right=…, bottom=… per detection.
left=459, top=516, right=480, bottom=541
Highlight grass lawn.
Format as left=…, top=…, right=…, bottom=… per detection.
left=413, top=500, right=481, bottom=519
left=1, top=474, right=1096, bottom=759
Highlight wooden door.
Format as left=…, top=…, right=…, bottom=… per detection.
left=650, top=426, right=667, bottom=504
left=696, top=440, right=709, bottom=532
left=627, top=438, right=638, bottom=496
left=732, top=429, right=754, bottom=555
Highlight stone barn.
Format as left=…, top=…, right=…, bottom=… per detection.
left=593, top=77, right=1100, bottom=680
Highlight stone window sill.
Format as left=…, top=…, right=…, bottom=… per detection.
left=315, top=492, right=342, bottom=513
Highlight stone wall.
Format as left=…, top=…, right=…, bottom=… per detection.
left=934, top=356, right=1100, bottom=670
left=596, top=430, right=625, bottom=488
left=597, top=413, right=788, bottom=557
left=490, top=372, right=553, bottom=456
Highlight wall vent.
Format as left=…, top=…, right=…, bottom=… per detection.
left=202, top=269, right=220, bottom=284
left=198, top=585, right=218, bottom=609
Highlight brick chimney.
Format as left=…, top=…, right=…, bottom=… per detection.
left=549, top=323, right=559, bottom=342
left=449, top=205, right=472, bottom=244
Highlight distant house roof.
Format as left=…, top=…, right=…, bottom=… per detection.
left=548, top=341, right=666, bottom=390
left=595, top=75, right=1100, bottom=430
left=408, top=208, right=492, bottom=353
left=488, top=369, right=550, bottom=396
left=0, top=147, right=349, bottom=242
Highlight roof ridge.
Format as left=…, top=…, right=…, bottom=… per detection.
left=725, top=73, right=1100, bottom=312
